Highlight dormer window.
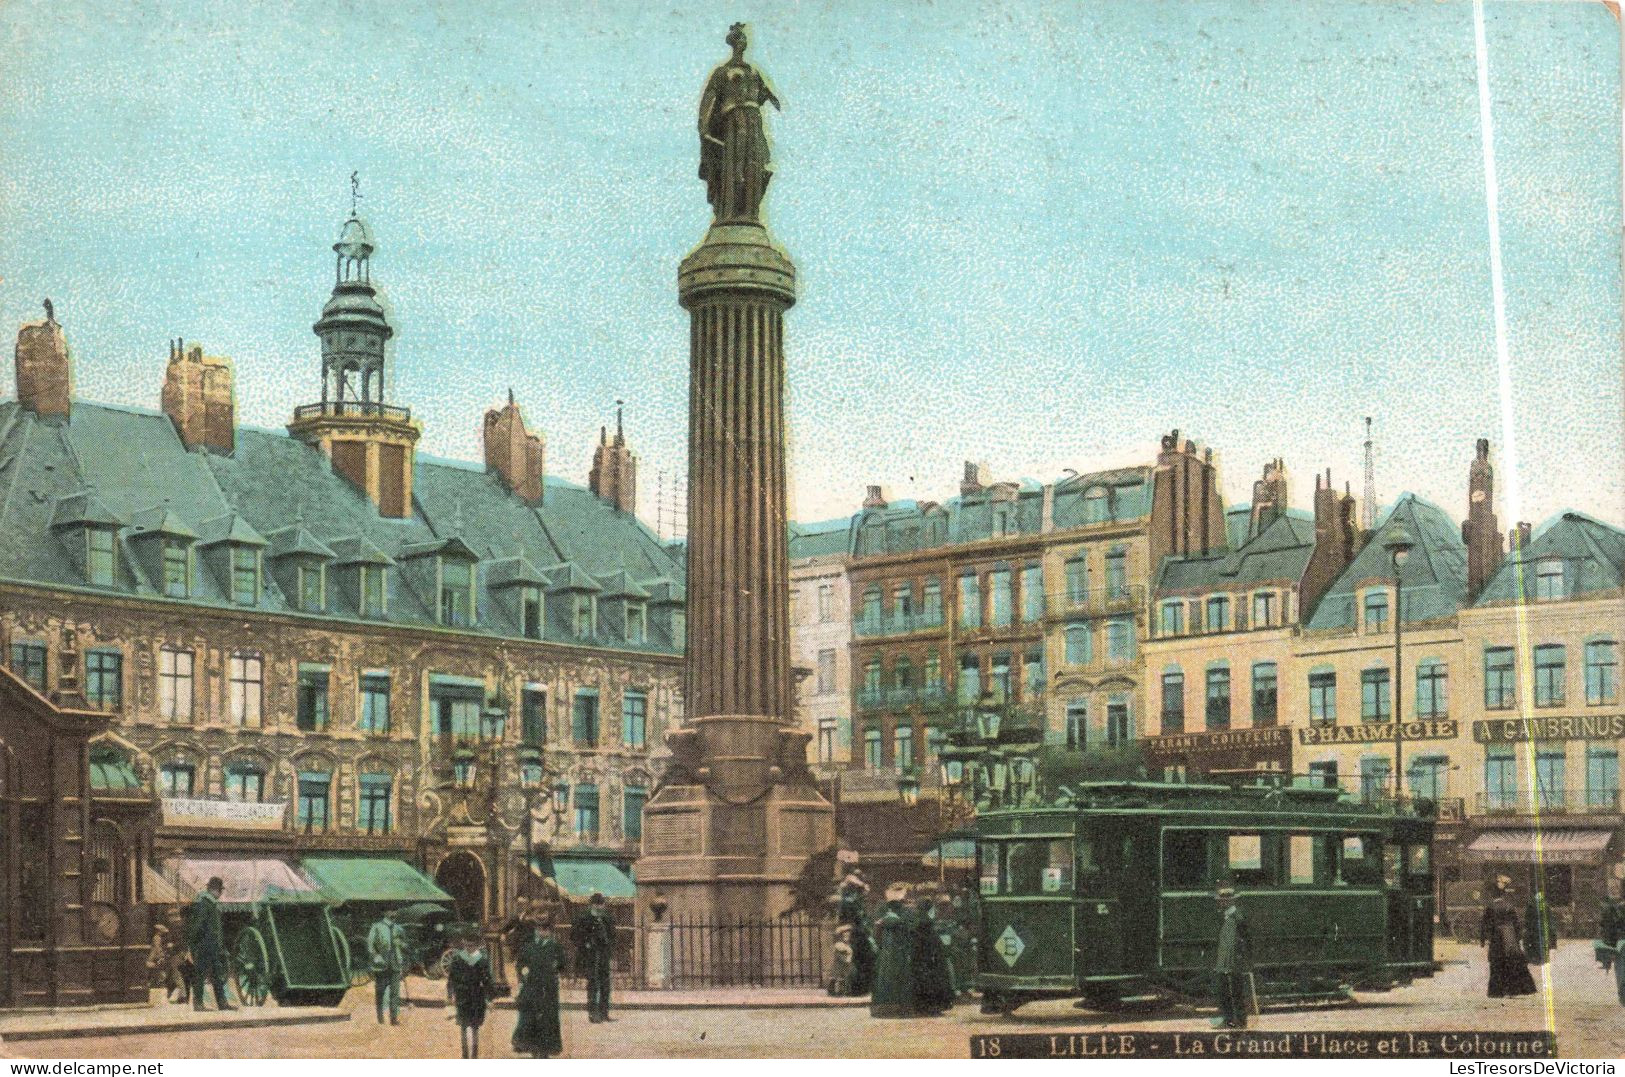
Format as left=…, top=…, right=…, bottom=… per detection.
left=573, top=594, right=596, bottom=638
left=162, top=538, right=191, bottom=598
left=439, top=557, right=474, bottom=626
left=297, top=563, right=326, bottom=613
left=361, top=564, right=387, bottom=617
left=231, top=545, right=261, bottom=606
left=521, top=586, right=543, bottom=639
left=1534, top=559, right=1566, bottom=601
left=87, top=528, right=117, bottom=587
left=626, top=600, right=647, bottom=644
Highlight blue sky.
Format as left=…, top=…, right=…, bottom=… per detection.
left=1, top=0, right=1619, bottom=533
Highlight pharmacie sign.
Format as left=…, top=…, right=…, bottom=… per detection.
left=1298, top=720, right=1458, bottom=746
left=1473, top=713, right=1625, bottom=744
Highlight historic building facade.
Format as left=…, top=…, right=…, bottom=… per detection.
left=1, top=210, right=684, bottom=926
left=789, top=519, right=853, bottom=767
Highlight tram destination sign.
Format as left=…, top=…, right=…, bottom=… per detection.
left=1473, top=713, right=1625, bottom=744
left=1298, top=719, right=1458, bottom=746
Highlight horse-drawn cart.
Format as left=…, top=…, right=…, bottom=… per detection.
left=228, top=894, right=352, bottom=1007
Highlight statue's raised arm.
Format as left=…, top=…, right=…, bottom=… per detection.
left=697, top=23, right=779, bottom=223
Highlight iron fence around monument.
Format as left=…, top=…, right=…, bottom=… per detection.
left=665, top=913, right=827, bottom=988
left=555, top=914, right=829, bottom=990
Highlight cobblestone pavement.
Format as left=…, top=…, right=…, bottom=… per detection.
left=5, top=942, right=1619, bottom=1059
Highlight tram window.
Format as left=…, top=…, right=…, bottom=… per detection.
left=979, top=843, right=1000, bottom=895
left=1341, top=835, right=1384, bottom=887
left=1006, top=839, right=1072, bottom=895
left=1407, top=845, right=1431, bottom=877
left=1383, top=845, right=1401, bottom=886
left=1077, top=836, right=1099, bottom=877
left=1288, top=835, right=1315, bottom=885
left=1227, top=833, right=1270, bottom=887
left=1163, top=829, right=1213, bottom=890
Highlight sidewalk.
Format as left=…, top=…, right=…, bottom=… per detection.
left=399, top=976, right=866, bottom=1011
left=0, top=992, right=351, bottom=1044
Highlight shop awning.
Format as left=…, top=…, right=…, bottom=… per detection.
left=166, top=856, right=323, bottom=906
left=299, top=857, right=452, bottom=906
left=143, top=864, right=181, bottom=904
left=542, top=856, right=637, bottom=900
left=1464, top=829, right=1614, bottom=864
left=922, top=838, right=977, bottom=869
left=89, top=747, right=144, bottom=792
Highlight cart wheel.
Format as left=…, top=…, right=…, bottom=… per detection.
left=331, top=925, right=368, bottom=987
left=429, top=949, right=454, bottom=980
left=232, top=927, right=272, bottom=1007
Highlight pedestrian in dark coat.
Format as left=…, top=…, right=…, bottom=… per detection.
left=512, top=921, right=564, bottom=1058
left=446, top=933, right=496, bottom=1059
left=1523, top=891, right=1558, bottom=965
left=848, top=916, right=877, bottom=996
left=1481, top=876, right=1537, bottom=999
left=572, top=892, right=615, bottom=1023
left=869, top=887, right=917, bottom=1018
left=911, top=897, right=954, bottom=1015
left=186, top=877, right=234, bottom=1011
left=1210, top=885, right=1252, bottom=1029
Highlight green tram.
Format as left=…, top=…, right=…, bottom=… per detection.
left=974, top=781, right=1437, bottom=1013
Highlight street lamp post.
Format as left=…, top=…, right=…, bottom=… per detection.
left=1385, top=523, right=1414, bottom=802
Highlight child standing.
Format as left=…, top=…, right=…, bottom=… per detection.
left=445, top=930, right=495, bottom=1058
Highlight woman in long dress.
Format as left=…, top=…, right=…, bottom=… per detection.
left=512, top=921, right=564, bottom=1058
left=1481, top=876, right=1537, bottom=998
left=446, top=932, right=496, bottom=1058
left=869, top=889, right=917, bottom=1018
left=697, top=22, right=781, bottom=222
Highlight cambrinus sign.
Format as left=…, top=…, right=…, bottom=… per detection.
left=1473, top=714, right=1625, bottom=744
left=1298, top=720, right=1458, bottom=746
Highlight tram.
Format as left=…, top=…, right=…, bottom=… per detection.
left=974, top=780, right=1437, bottom=1013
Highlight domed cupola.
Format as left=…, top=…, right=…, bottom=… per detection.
left=289, top=175, right=420, bottom=519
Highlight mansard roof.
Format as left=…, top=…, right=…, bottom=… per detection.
left=1305, top=493, right=1469, bottom=631
left=1474, top=511, right=1625, bottom=605
left=0, top=399, right=683, bottom=654
left=1156, top=513, right=1314, bottom=595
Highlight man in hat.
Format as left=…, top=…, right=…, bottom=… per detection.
left=367, top=907, right=408, bottom=1025
left=186, top=876, right=234, bottom=1011
left=572, top=892, right=615, bottom=1022
left=1211, top=885, right=1250, bottom=1029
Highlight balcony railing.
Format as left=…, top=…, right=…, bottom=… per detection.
left=854, top=610, right=947, bottom=638
left=1477, top=789, right=1621, bottom=816
left=858, top=684, right=951, bottom=711
left=1048, top=585, right=1145, bottom=618
left=293, top=400, right=413, bottom=423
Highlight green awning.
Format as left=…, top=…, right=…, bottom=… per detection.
left=544, top=856, right=636, bottom=900
left=922, top=839, right=977, bottom=868
left=299, top=857, right=452, bottom=905
left=89, top=747, right=143, bottom=792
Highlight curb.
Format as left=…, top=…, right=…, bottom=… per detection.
left=403, top=995, right=868, bottom=1012
left=1, top=1010, right=352, bottom=1044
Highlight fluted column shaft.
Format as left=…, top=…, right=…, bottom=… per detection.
left=683, top=292, right=791, bottom=722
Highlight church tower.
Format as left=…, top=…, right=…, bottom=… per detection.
left=288, top=182, right=420, bottom=518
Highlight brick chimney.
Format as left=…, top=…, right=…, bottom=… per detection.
left=1300, top=468, right=1358, bottom=620
left=1462, top=438, right=1503, bottom=598
left=1248, top=458, right=1287, bottom=541
left=960, top=461, right=991, bottom=497
left=161, top=339, right=236, bottom=454
left=862, top=484, right=887, bottom=510
left=14, top=300, right=71, bottom=420
left=589, top=401, right=637, bottom=514
left=1148, top=430, right=1226, bottom=570
left=483, top=388, right=545, bottom=504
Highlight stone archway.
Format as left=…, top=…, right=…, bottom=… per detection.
left=435, top=850, right=487, bottom=924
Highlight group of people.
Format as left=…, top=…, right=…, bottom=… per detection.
left=434, top=889, right=615, bottom=1059
left=826, top=870, right=974, bottom=1019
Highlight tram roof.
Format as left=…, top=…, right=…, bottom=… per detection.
left=980, top=780, right=1431, bottom=820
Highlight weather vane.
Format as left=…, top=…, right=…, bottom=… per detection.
left=350, top=171, right=362, bottom=217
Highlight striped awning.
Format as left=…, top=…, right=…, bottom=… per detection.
left=1464, top=829, right=1613, bottom=864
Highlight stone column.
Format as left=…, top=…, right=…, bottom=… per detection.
left=679, top=222, right=797, bottom=724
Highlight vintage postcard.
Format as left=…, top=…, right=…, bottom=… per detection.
left=0, top=0, right=1621, bottom=1065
